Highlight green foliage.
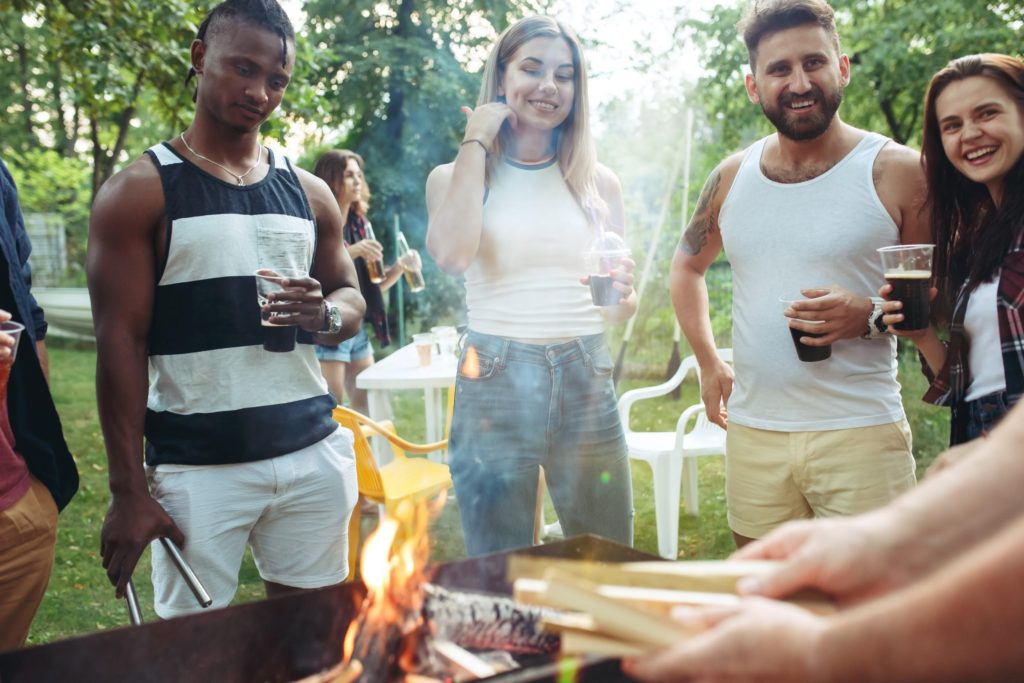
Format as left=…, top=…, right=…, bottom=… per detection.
left=680, top=0, right=1024, bottom=148
left=5, top=148, right=91, bottom=284
left=301, top=0, right=548, bottom=330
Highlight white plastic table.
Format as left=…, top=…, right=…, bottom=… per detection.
left=355, top=342, right=457, bottom=463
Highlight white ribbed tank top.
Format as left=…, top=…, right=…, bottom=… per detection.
left=719, top=133, right=905, bottom=431
left=465, top=158, right=605, bottom=339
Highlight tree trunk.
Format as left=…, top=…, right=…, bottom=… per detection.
left=17, top=41, right=34, bottom=151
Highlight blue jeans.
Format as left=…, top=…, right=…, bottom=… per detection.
left=449, top=330, right=633, bottom=556
left=961, top=390, right=1014, bottom=442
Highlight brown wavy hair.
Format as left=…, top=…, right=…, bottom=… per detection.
left=313, top=149, right=371, bottom=217
left=922, top=53, right=1024, bottom=319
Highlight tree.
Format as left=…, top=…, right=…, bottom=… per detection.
left=680, top=0, right=1024, bottom=149
left=302, top=0, right=548, bottom=329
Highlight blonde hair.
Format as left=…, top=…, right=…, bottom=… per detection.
left=477, top=16, right=606, bottom=223
left=313, top=149, right=370, bottom=217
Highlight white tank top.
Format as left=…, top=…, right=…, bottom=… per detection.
left=964, top=278, right=1006, bottom=400
left=719, top=133, right=905, bottom=431
left=464, top=158, right=605, bottom=339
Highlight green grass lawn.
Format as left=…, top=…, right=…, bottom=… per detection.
left=27, top=341, right=948, bottom=646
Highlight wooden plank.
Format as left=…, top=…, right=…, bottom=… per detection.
left=536, top=569, right=697, bottom=649
left=507, top=556, right=835, bottom=615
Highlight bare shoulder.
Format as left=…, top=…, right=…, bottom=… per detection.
left=294, top=166, right=335, bottom=216
left=873, top=140, right=928, bottom=232
left=91, top=154, right=164, bottom=235
left=426, top=162, right=455, bottom=191
left=874, top=140, right=925, bottom=186
left=595, top=163, right=622, bottom=195
left=425, top=162, right=456, bottom=210
left=715, top=150, right=745, bottom=201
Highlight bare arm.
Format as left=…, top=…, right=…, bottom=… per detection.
left=426, top=104, right=515, bottom=274
left=624, top=514, right=1024, bottom=683
left=672, top=161, right=734, bottom=428
left=297, top=171, right=365, bottom=344
left=88, top=159, right=184, bottom=597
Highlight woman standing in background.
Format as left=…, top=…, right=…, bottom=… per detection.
left=313, top=150, right=419, bottom=413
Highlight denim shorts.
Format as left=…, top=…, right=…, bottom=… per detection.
left=448, top=330, right=633, bottom=556
left=961, top=390, right=1014, bottom=442
left=314, top=325, right=373, bottom=363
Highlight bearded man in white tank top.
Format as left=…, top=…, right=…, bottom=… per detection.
left=671, top=0, right=931, bottom=547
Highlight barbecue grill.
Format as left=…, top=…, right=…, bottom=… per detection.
left=0, top=535, right=657, bottom=682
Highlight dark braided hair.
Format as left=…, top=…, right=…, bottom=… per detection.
left=185, top=0, right=296, bottom=102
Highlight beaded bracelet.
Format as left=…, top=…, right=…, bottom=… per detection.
left=460, top=138, right=489, bottom=154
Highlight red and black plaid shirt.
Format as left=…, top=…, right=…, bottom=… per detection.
left=923, top=231, right=1024, bottom=433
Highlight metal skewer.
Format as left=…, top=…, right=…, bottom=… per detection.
left=159, top=537, right=213, bottom=607
left=123, top=536, right=213, bottom=625
left=125, top=579, right=144, bottom=626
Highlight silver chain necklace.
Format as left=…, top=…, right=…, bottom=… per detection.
left=179, top=133, right=263, bottom=186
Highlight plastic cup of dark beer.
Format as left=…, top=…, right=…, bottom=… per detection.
left=877, top=245, right=934, bottom=331
left=255, top=269, right=303, bottom=352
left=584, top=232, right=630, bottom=307
left=780, top=297, right=831, bottom=362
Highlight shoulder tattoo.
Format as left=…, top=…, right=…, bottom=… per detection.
left=680, top=169, right=721, bottom=256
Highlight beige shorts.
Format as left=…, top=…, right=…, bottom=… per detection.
left=148, top=427, right=357, bottom=618
left=725, top=420, right=916, bottom=539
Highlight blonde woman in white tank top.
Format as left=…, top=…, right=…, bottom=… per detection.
left=425, top=16, right=637, bottom=556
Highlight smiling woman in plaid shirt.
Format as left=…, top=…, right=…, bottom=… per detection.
left=881, top=54, right=1024, bottom=447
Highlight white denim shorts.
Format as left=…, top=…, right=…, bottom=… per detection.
left=148, top=426, right=357, bottom=618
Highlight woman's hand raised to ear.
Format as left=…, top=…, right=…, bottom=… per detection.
left=460, top=102, right=517, bottom=151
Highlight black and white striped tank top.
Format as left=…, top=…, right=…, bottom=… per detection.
left=143, top=142, right=337, bottom=466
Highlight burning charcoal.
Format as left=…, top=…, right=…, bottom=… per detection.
left=422, top=584, right=561, bottom=655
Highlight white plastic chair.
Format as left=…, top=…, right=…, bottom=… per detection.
left=618, top=348, right=732, bottom=559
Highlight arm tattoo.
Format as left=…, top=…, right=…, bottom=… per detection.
left=679, top=169, right=721, bottom=256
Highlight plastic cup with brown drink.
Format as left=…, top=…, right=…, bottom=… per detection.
left=877, top=244, right=934, bottom=331
left=255, top=269, right=304, bottom=352
left=364, top=222, right=386, bottom=285
left=584, top=232, right=631, bottom=306
left=780, top=296, right=831, bottom=362
left=0, top=321, right=25, bottom=400
left=413, top=333, right=434, bottom=367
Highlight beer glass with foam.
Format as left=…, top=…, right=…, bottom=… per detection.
left=877, top=245, right=934, bottom=331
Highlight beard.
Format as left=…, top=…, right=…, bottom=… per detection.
left=760, top=84, right=843, bottom=141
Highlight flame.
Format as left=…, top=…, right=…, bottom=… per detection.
left=342, top=494, right=447, bottom=676
left=462, top=345, right=480, bottom=379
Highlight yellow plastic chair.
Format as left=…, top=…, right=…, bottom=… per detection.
left=332, top=406, right=452, bottom=578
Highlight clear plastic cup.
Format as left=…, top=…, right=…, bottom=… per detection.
left=780, top=296, right=831, bottom=362
left=413, top=333, right=435, bottom=367
left=430, top=326, right=458, bottom=357
left=877, top=245, right=934, bottom=331
left=583, top=232, right=631, bottom=306
left=255, top=268, right=306, bottom=352
left=0, top=321, right=25, bottom=397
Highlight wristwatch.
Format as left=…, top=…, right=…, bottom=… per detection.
left=863, top=296, right=888, bottom=339
left=319, top=301, right=343, bottom=335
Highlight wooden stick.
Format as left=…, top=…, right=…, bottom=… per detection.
left=538, top=568, right=697, bottom=649
left=508, top=556, right=835, bottom=615
left=516, top=577, right=741, bottom=616
left=432, top=640, right=498, bottom=679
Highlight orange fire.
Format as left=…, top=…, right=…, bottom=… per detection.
left=342, top=494, right=447, bottom=679
left=461, top=345, right=480, bottom=379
